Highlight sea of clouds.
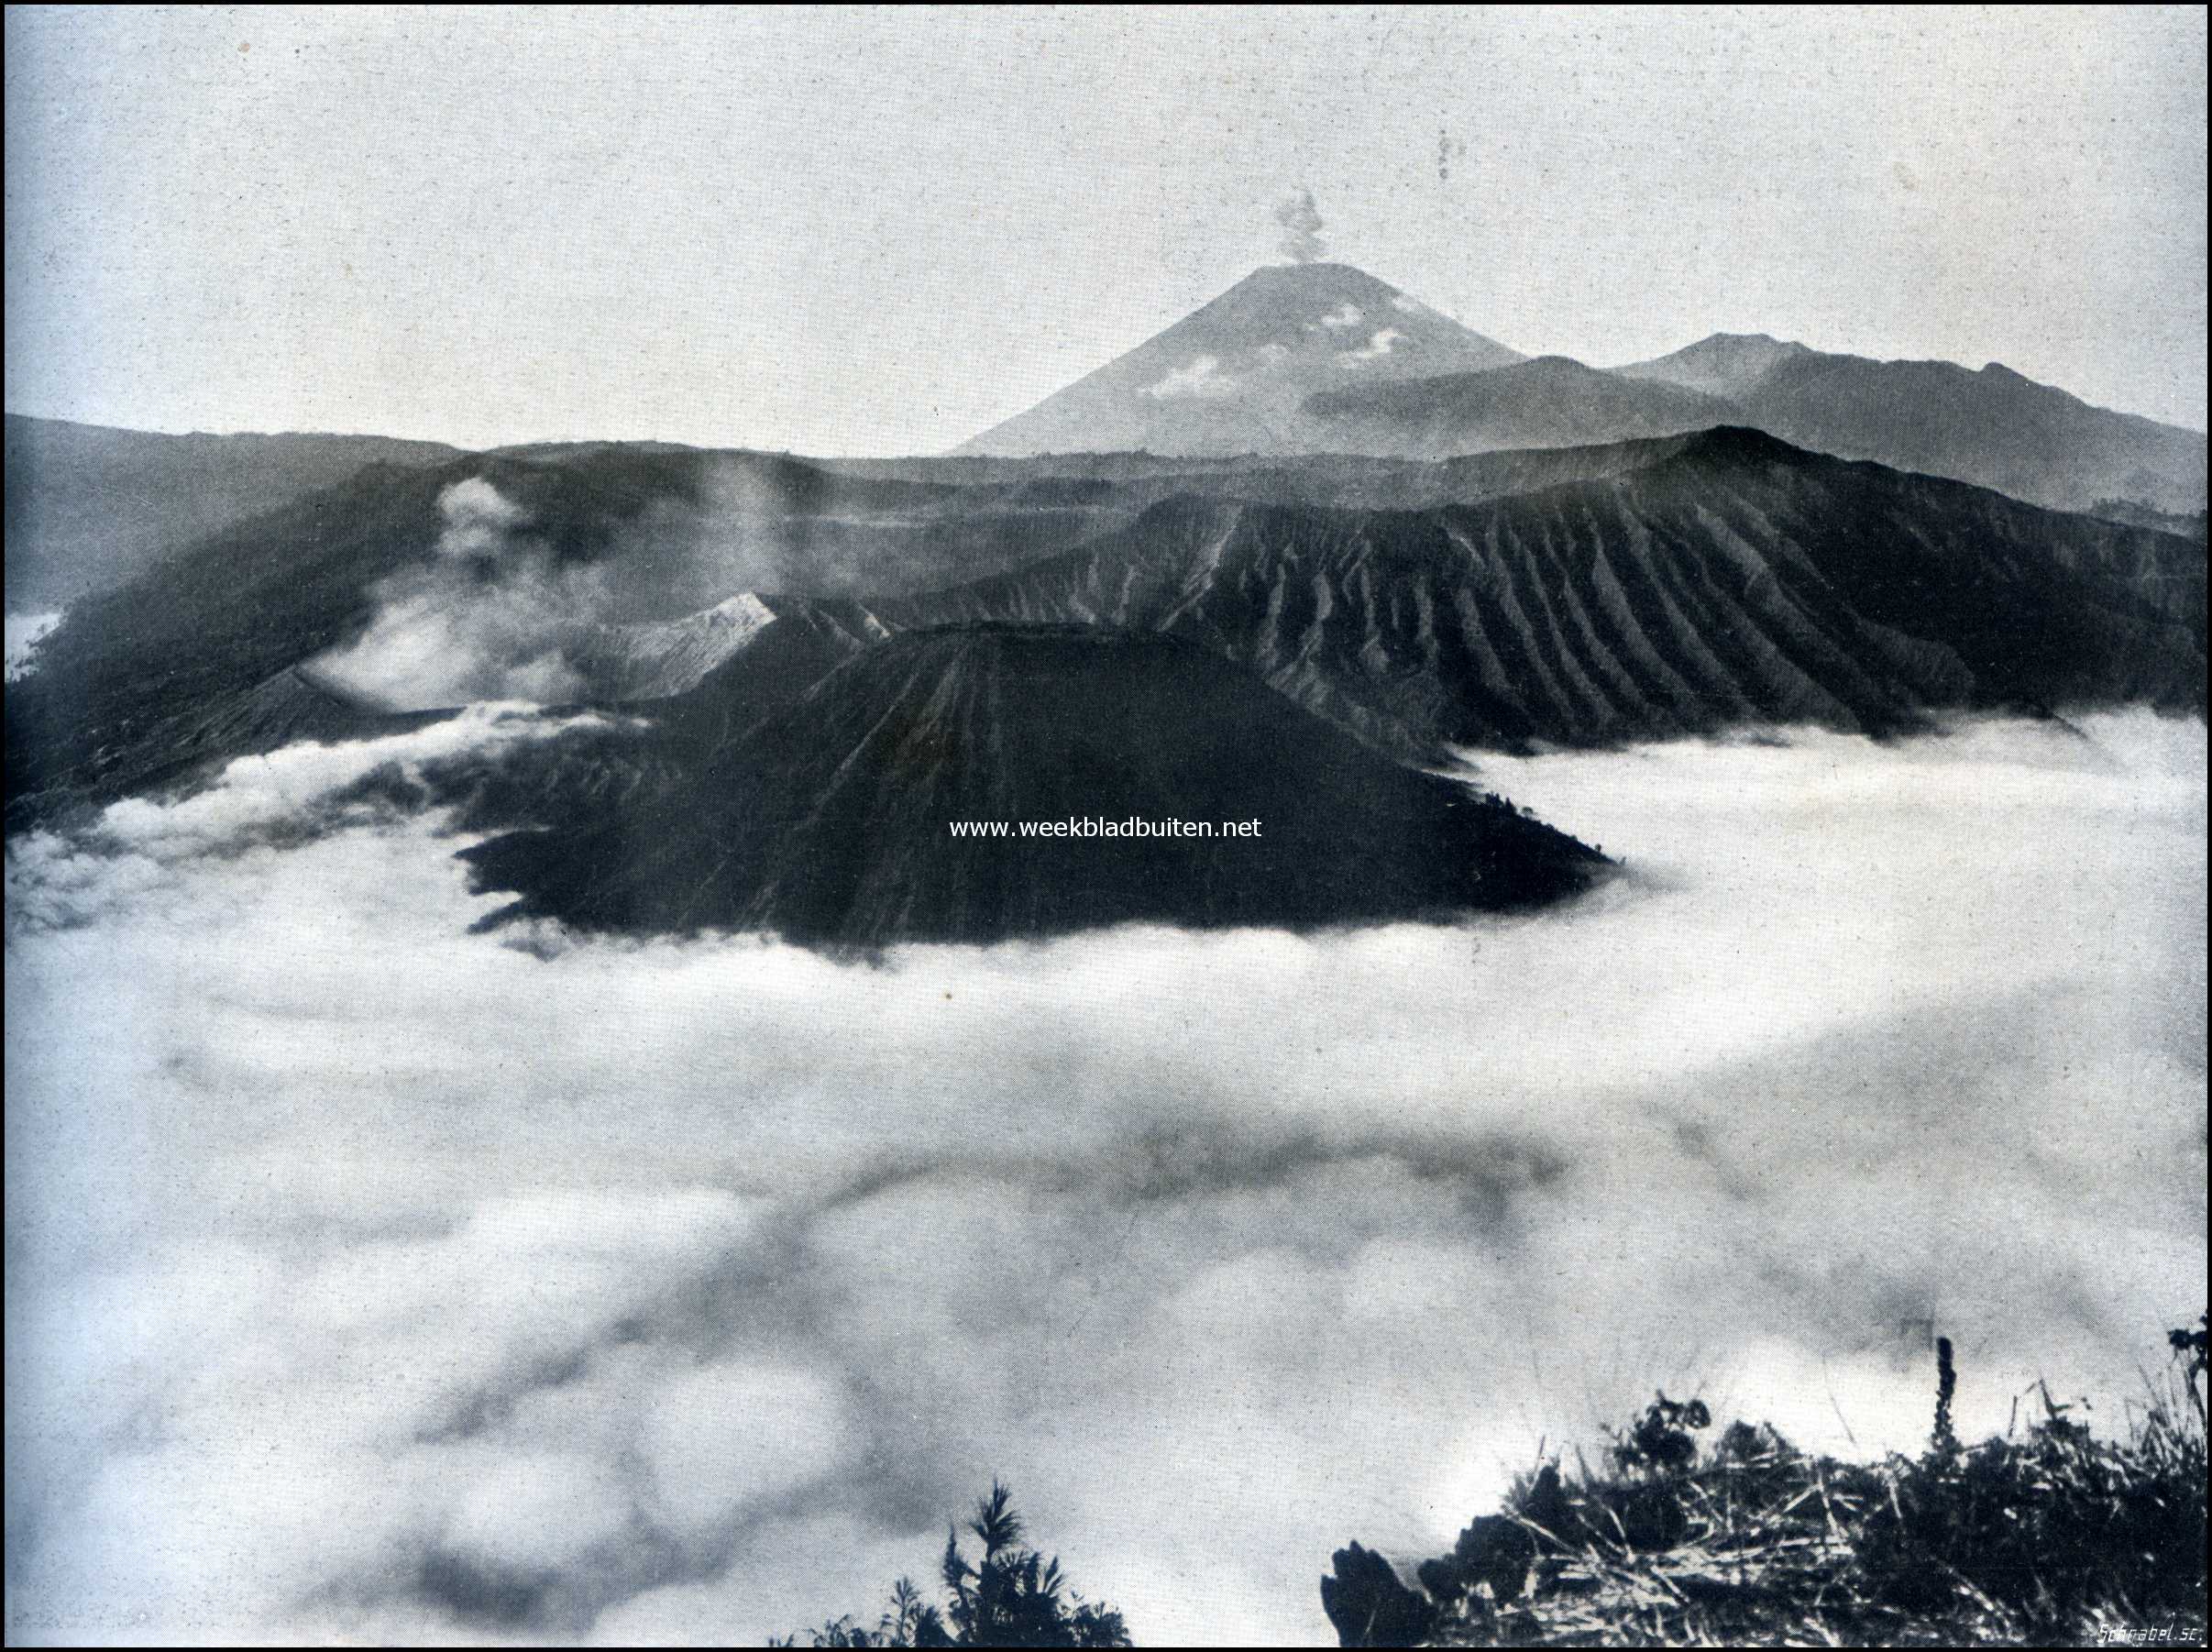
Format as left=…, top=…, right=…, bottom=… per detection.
left=5, top=710, right=2205, bottom=1645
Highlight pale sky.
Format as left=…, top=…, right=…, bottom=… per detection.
left=5, top=5, right=2206, bottom=451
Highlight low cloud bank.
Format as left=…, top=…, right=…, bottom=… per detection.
left=5, top=712, right=2204, bottom=1645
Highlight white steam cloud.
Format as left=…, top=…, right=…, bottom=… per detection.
left=1273, top=189, right=1326, bottom=264
left=314, top=479, right=607, bottom=710
left=5, top=712, right=2205, bottom=1645
left=307, top=458, right=1128, bottom=713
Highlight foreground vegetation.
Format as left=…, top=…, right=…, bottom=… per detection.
left=1325, top=1319, right=2207, bottom=1646
left=773, top=1481, right=1130, bottom=1647
left=780, top=1319, right=2205, bottom=1646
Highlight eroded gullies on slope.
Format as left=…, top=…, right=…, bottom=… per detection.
left=454, top=625, right=1611, bottom=947
left=5, top=265, right=2202, bottom=949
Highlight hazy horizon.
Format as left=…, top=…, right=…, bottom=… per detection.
left=6, top=6, right=2206, bottom=453
left=8, top=282, right=2209, bottom=452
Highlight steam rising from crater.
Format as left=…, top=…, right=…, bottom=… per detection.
left=314, top=478, right=603, bottom=710
left=1273, top=188, right=1327, bottom=263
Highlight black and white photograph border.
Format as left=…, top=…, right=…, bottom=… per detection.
left=4, top=7, right=2206, bottom=1646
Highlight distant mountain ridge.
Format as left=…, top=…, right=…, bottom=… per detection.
left=3, top=413, right=465, bottom=611
left=1304, top=356, right=1737, bottom=457
left=7, top=425, right=2202, bottom=853
left=1616, top=336, right=2208, bottom=513
left=953, top=266, right=2206, bottom=515
left=1612, top=333, right=1812, bottom=402
left=12, top=271, right=2200, bottom=636
left=890, top=427, right=2206, bottom=757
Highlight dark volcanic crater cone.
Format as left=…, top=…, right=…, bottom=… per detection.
left=460, top=624, right=1608, bottom=948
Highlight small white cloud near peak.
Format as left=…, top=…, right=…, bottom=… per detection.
left=1140, top=355, right=1238, bottom=400
left=1391, top=293, right=1426, bottom=314
left=1315, top=303, right=1364, bottom=330
left=1337, top=327, right=1405, bottom=366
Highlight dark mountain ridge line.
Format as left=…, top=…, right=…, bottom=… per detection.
left=874, top=428, right=2205, bottom=761
left=512, top=426, right=2212, bottom=768
left=1607, top=336, right=2208, bottom=513
left=3, top=413, right=468, bottom=614
left=1302, top=356, right=1743, bottom=459
left=1617, top=328, right=2212, bottom=435
left=7, top=411, right=465, bottom=446
left=6, top=426, right=2201, bottom=840
left=1680, top=338, right=2206, bottom=434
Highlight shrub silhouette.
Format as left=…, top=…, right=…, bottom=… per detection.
left=776, top=1481, right=1131, bottom=1648
left=1612, top=1391, right=1711, bottom=1475
left=1323, top=1543, right=1440, bottom=1647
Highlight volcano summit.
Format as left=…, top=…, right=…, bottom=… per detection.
left=957, top=263, right=1524, bottom=458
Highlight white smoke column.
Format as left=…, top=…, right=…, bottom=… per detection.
left=436, top=476, right=529, bottom=559
left=1273, top=188, right=1326, bottom=263
left=314, top=478, right=603, bottom=710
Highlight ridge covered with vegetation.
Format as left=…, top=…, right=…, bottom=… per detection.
left=1324, top=1318, right=2208, bottom=1647
left=775, top=1321, right=2206, bottom=1647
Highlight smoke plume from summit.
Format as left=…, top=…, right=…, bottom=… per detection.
left=1273, top=189, right=1327, bottom=263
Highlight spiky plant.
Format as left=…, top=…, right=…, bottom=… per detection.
left=776, top=1480, right=1129, bottom=1648
left=1933, top=1335, right=1959, bottom=1452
